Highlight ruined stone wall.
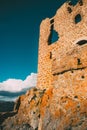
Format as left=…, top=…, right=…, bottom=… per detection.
left=37, top=0, right=87, bottom=90
left=1, top=1, right=87, bottom=130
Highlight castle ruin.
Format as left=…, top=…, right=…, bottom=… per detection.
left=1, top=1, right=87, bottom=129
left=37, top=0, right=87, bottom=90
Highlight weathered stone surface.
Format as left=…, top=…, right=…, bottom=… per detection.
left=36, top=1, right=87, bottom=128
left=0, top=88, right=45, bottom=130
left=37, top=0, right=87, bottom=90
left=39, top=85, right=87, bottom=130
left=0, top=0, right=87, bottom=130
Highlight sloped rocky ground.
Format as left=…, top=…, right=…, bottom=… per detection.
left=0, top=83, right=87, bottom=130
left=0, top=88, right=46, bottom=130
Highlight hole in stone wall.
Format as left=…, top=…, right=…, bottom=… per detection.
left=77, top=58, right=82, bottom=65
left=67, top=0, right=78, bottom=6
left=74, top=95, right=78, bottom=98
left=50, top=52, right=52, bottom=59
left=76, top=40, right=87, bottom=45
left=50, top=19, right=54, bottom=24
left=79, top=0, right=83, bottom=6
left=67, top=7, right=72, bottom=13
left=68, top=1, right=73, bottom=6
left=81, top=75, right=85, bottom=79
left=48, top=24, right=59, bottom=45
left=75, top=14, right=82, bottom=24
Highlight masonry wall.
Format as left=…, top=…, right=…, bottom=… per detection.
left=37, top=0, right=87, bottom=90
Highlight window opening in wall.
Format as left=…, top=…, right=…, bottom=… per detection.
left=48, top=24, right=59, bottom=45
left=76, top=40, right=87, bottom=45
left=75, top=14, right=82, bottom=24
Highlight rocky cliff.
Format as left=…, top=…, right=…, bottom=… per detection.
left=0, top=80, right=87, bottom=130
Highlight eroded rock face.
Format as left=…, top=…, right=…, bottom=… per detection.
left=0, top=0, right=87, bottom=130
left=1, top=84, right=87, bottom=130
left=1, top=88, right=46, bottom=130
left=39, top=85, right=87, bottom=130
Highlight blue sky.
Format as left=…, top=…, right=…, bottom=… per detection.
left=0, top=0, right=70, bottom=82
left=0, top=0, right=78, bottom=101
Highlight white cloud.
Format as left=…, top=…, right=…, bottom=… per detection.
left=0, top=73, right=37, bottom=92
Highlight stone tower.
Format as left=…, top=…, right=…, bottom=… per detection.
left=37, top=0, right=87, bottom=90
left=1, top=1, right=87, bottom=129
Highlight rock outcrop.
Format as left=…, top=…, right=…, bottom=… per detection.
left=0, top=0, right=87, bottom=130
left=0, top=84, right=87, bottom=130
left=0, top=88, right=46, bottom=130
